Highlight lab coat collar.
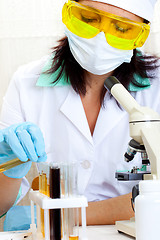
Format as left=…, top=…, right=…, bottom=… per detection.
left=37, top=57, right=94, bottom=144
left=93, top=93, right=127, bottom=146
left=60, top=89, right=94, bottom=145
left=36, top=56, right=70, bottom=87
left=60, top=89, right=127, bottom=147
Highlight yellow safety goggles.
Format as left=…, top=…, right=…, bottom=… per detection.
left=62, top=0, right=150, bottom=50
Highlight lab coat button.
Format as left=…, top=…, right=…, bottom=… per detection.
left=81, top=160, right=91, bottom=169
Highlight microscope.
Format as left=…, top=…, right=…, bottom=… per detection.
left=104, top=76, right=160, bottom=238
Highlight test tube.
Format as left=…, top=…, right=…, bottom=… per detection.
left=38, top=163, right=49, bottom=238
left=69, top=207, right=79, bottom=240
left=41, top=171, right=46, bottom=237
left=46, top=166, right=50, bottom=197
left=39, top=169, right=42, bottom=194
left=69, top=162, right=79, bottom=240
left=62, top=162, right=79, bottom=240
left=61, top=163, right=69, bottom=240
left=49, top=163, right=61, bottom=240
left=36, top=169, right=43, bottom=237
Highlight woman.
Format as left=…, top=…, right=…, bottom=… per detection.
left=0, top=0, right=159, bottom=224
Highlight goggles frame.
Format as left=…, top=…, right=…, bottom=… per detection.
left=62, top=0, right=150, bottom=50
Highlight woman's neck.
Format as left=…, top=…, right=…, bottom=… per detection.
left=84, top=70, right=113, bottom=96
left=80, top=70, right=113, bottom=135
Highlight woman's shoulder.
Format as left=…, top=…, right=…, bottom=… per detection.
left=18, top=55, right=50, bottom=74
left=12, top=55, right=51, bottom=86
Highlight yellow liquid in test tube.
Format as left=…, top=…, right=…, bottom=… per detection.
left=47, top=184, right=50, bottom=197
left=42, top=172, right=47, bottom=194
left=0, top=168, right=4, bottom=173
left=69, top=236, right=79, bottom=240
left=39, top=173, right=42, bottom=193
left=39, top=173, right=44, bottom=237
left=41, top=172, right=48, bottom=237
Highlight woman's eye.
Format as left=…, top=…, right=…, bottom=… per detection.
left=114, top=23, right=131, bottom=33
left=81, top=15, right=97, bottom=23
left=80, top=10, right=100, bottom=24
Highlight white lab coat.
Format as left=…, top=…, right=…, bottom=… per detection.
left=1, top=55, right=160, bottom=202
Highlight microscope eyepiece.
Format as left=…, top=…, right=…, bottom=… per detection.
left=104, top=76, right=119, bottom=92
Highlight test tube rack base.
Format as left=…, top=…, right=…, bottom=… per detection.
left=0, top=230, right=32, bottom=240
left=29, top=189, right=88, bottom=240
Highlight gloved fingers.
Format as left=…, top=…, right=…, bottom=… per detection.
left=1, top=122, right=47, bottom=164
left=37, top=153, right=47, bottom=162
left=4, top=130, right=28, bottom=162
left=16, top=129, right=38, bottom=162
left=17, top=123, right=47, bottom=161
left=27, top=125, right=46, bottom=157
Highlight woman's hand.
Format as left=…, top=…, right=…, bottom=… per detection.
left=0, top=122, right=47, bottom=178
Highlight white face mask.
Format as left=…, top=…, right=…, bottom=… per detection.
left=65, top=28, right=133, bottom=75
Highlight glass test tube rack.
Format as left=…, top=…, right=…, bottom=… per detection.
left=29, top=162, right=88, bottom=240
left=29, top=190, right=88, bottom=240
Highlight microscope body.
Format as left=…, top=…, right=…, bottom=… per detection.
left=104, top=76, right=160, bottom=238
left=105, top=78, right=160, bottom=181
left=129, top=105, right=160, bottom=180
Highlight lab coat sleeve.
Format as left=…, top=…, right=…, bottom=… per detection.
left=0, top=68, right=26, bottom=128
left=0, top=68, right=30, bottom=202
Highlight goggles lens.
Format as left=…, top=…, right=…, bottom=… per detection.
left=62, top=0, right=150, bottom=50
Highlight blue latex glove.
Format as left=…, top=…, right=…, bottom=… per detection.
left=0, top=122, right=47, bottom=178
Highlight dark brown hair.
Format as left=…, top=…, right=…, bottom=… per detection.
left=47, top=37, right=159, bottom=97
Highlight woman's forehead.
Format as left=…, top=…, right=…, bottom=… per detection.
left=79, top=0, right=144, bottom=22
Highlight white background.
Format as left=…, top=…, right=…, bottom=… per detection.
left=0, top=0, right=160, bottom=109
left=0, top=0, right=65, bottom=109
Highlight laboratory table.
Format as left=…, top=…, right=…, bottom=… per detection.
left=0, top=225, right=134, bottom=240
left=80, top=225, right=134, bottom=240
